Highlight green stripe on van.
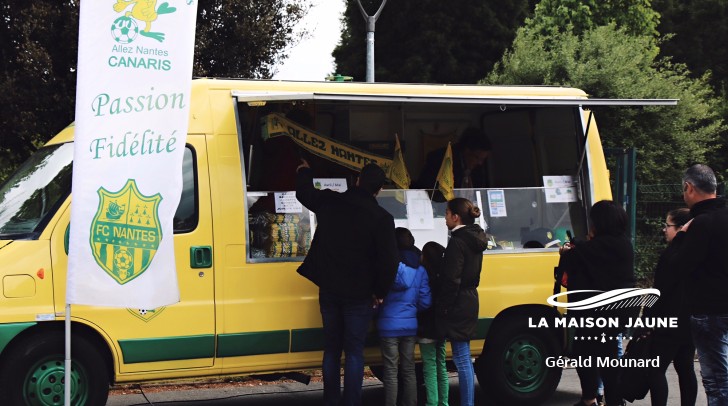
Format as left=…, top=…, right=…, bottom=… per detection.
left=0, top=323, right=35, bottom=354
left=291, top=328, right=324, bottom=352
left=476, top=318, right=493, bottom=339
left=217, top=330, right=289, bottom=357
left=119, top=335, right=214, bottom=363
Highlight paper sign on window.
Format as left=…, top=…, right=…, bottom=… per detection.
left=274, top=192, right=303, bottom=213
left=543, top=176, right=578, bottom=203
left=487, top=189, right=507, bottom=217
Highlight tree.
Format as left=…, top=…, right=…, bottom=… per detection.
left=194, top=0, right=309, bottom=78
left=333, top=0, right=537, bottom=84
left=528, top=0, right=660, bottom=38
left=653, top=0, right=728, bottom=94
left=486, top=24, right=725, bottom=186
left=0, top=1, right=80, bottom=179
left=0, top=0, right=310, bottom=181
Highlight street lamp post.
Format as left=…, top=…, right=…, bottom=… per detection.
left=355, top=0, right=388, bottom=83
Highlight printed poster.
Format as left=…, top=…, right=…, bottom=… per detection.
left=487, top=189, right=507, bottom=217
left=543, top=175, right=578, bottom=203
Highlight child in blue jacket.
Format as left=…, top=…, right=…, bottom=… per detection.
left=377, top=227, right=432, bottom=406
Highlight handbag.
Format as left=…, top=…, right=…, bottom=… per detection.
left=619, top=334, right=652, bottom=402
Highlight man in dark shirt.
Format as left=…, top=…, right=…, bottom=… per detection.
left=670, top=164, right=728, bottom=405
left=414, top=127, right=492, bottom=190
left=296, top=160, right=399, bottom=406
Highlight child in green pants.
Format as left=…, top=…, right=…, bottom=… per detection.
left=418, top=241, right=449, bottom=406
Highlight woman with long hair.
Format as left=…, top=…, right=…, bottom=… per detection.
left=437, top=197, right=488, bottom=406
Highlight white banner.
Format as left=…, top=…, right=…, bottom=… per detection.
left=67, top=0, right=198, bottom=308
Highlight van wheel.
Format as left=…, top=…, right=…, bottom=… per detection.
left=475, top=320, right=561, bottom=406
left=0, top=332, right=109, bottom=406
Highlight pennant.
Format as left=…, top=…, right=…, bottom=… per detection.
left=436, top=143, right=455, bottom=201
left=388, top=134, right=411, bottom=189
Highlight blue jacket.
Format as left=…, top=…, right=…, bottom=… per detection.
left=377, top=250, right=432, bottom=337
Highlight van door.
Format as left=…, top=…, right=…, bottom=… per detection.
left=55, top=134, right=217, bottom=373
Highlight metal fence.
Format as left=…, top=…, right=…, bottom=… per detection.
left=634, top=184, right=685, bottom=282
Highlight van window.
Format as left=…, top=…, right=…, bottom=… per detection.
left=377, top=188, right=581, bottom=250
left=238, top=99, right=589, bottom=261
left=247, top=192, right=314, bottom=261
left=173, top=146, right=198, bottom=233
left=0, top=143, right=73, bottom=239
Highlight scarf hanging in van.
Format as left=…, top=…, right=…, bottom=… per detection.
left=262, top=113, right=393, bottom=173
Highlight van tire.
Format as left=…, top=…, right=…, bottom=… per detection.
left=0, top=332, right=109, bottom=406
left=475, top=320, right=561, bottom=406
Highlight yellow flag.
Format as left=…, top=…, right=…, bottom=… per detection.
left=388, top=134, right=411, bottom=189
left=436, top=142, right=455, bottom=201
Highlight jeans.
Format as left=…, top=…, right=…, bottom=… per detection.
left=320, top=290, right=374, bottom=406
left=380, top=336, right=417, bottom=406
left=451, top=340, right=474, bottom=406
left=691, top=314, right=728, bottom=406
left=420, top=340, right=449, bottom=406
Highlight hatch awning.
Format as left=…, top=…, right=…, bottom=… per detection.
left=232, top=91, right=678, bottom=107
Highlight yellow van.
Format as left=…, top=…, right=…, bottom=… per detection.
left=0, top=78, right=666, bottom=405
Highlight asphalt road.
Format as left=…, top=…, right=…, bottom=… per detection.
left=107, top=362, right=707, bottom=405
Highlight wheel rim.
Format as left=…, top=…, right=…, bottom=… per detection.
left=23, top=357, right=86, bottom=406
left=501, top=334, right=548, bottom=393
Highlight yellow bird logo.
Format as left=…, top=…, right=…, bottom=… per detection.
left=113, top=0, right=176, bottom=42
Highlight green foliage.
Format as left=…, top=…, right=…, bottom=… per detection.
left=333, top=0, right=537, bottom=84
left=194, top=0, right=309, bottom=78
left=528, top=0, right=661, bottom=38
left=486, top=24, right=726, bottom=185
left=653, top=0, right=728, bottom=94
left=0, top=1, right=80, bottom=177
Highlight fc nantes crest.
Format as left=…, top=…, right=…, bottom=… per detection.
left=91, top=179, right=162, bottom=285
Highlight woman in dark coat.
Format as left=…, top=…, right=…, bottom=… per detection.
left=646, top=208, right=697, bottom=406
left=437, top=197, right=488, bottom=406
left=558, top=200, right=635, bottom=406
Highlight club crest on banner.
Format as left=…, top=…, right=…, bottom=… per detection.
left=127, top=307, right=167, bottom=322
left=90, top=179, right=162, bottom=285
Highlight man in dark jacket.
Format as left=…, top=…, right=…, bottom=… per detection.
left=295, top=160, right=399, bottom=406
left=669, top=164, right=728, bottom=405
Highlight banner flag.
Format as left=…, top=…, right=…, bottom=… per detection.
left=262, top=113, right=392, bottom=173
left=436, top=143, right=455, bottom=201
left=388, top=134, right=411, bottom=190
left=67, top=0, right=198, bottom=308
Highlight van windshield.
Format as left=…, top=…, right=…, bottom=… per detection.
left=0, top=143, right=73, bottom=238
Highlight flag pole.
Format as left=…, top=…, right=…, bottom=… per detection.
left=65, top=303, right=71, bottom=405
left=430, top=179, right=439, bottom=202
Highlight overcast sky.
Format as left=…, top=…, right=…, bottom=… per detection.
left=272, top=0, right=346, bottom=81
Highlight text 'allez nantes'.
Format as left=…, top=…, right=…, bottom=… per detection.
left=110, top=45, right=171, bottom=71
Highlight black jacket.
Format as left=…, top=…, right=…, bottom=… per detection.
left=295, top=167, right=399, bottom=300
left=437, top=224, right=488, bottom=341
left=669, top=198, right=728, bottom=315
left=556, top=234, right=635, bottom=325
left=646, top=239, right=691, bottom=339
